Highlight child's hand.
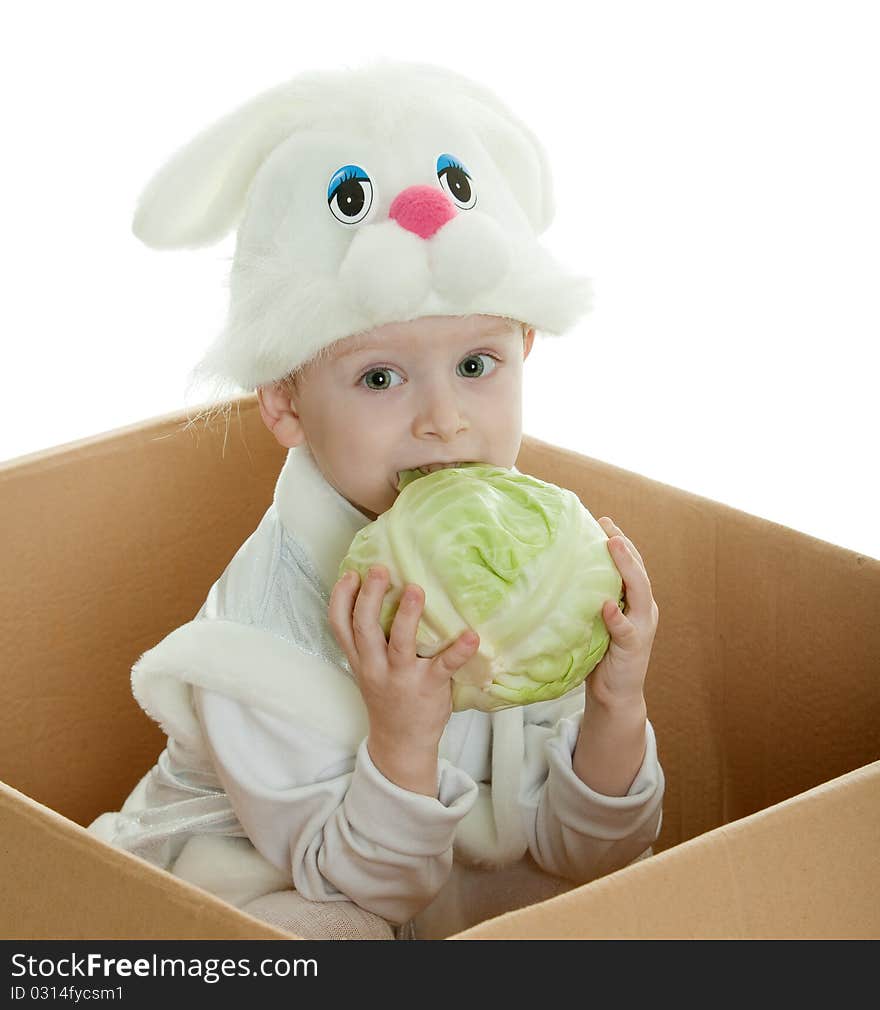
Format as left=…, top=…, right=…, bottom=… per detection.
left=588, top=517, right=660, bottom=710
left=329, top=565, right=479, bottom=774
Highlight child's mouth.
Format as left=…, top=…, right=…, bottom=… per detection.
left=395, top=461, right=471, bottom=491
left=417, top=461, right=465, bottom=474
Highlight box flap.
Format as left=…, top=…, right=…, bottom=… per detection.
left=0, top=781, right=290, bottom=940
left=452, top=760, right=880, bottom=939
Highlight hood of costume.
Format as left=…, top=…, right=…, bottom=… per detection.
left=131, top=60, right=591, bottom=396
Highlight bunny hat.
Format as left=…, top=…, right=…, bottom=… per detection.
left=133, top=60, right=593, bottom=397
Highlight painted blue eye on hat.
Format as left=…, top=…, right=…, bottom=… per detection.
left=327, top=164, right=373, bottom=225
left=437, top=154, right=476, bottom=210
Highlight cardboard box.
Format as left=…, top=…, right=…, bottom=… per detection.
left=2, top=397, right=878, bottom=939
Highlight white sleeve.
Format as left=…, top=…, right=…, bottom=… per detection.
left=520, top=703, right=665, bottom=883
left=193, top=686, right=478, bottom=925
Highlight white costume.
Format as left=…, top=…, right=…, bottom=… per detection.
left=89, top=60, right=665, bottom=938
left=90, top=443, right=664, bottom=939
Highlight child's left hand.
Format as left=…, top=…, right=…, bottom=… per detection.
left=587, top=517, right=660, bottom=709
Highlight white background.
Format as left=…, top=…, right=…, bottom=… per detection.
left=1, top=1, right=877, bottom=559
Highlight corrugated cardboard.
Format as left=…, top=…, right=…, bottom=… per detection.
left=2, top=397, right=878, bottom=939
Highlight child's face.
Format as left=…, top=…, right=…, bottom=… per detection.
left=258, top=314, right=535, bottom=520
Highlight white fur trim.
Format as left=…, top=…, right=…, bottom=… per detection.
left=131, top=619, right=369, bottom=755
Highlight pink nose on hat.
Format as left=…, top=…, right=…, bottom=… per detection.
left=389, top=185, right=457, bottom=239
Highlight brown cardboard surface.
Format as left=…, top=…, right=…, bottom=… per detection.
left=453, top=760, right=880, bottom=939
left=0, top=782, right=287, bottom=940
left=0, top=401, right=283, bottom=827
left=2, top=397, right=879, bottom=939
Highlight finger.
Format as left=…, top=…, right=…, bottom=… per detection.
left=328, top=570, right=360, bottom=667
left=430, top=629, right=480, bottom=680
left=387, top=583, right=424, bottom=668
left=351, top=565, right=393, bottom=655
left=599, top=517, right=646, bottom=572
left=606, top=535, right=654, bottom=618
left=602, top=597, right=635, bottom=641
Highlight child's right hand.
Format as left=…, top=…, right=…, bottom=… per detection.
left=329, top=565, right=479, bottom=793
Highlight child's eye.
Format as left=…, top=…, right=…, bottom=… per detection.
left=360, top=366, right=404, bottom=391
left=456, top=353, right=497, bottom=379
left=358, top=354, right=497, bottom=392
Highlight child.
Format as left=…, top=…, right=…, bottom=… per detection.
left=89, top=61, right=664, bottom=940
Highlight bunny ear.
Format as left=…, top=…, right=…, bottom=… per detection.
left=132, top=82, right=306, bottom=250
left=371, top=60, right=556, bottom=234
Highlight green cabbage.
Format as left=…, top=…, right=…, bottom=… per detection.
left=338, top=464, right=624, bottom=712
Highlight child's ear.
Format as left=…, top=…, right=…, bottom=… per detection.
left=523, top=326, right=536, bottom=360
left=257, top=382, right=306, bottom=448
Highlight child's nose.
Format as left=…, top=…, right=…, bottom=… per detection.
left=414, top=389, right=468, bottom=441
left=389, top=185, right=457, bottom=239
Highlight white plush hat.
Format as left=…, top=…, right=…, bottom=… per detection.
left=132, top=59, right=592, bottom=396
